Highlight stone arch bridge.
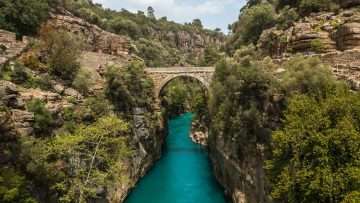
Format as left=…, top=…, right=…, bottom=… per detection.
left=145, top=67, right=215, bottom=108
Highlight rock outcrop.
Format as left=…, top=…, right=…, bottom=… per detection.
left=0, top=29, right=30, bottom=67
left=46, top=11, right=130, bottom=57
left=289, top=20, right=337, bottom=53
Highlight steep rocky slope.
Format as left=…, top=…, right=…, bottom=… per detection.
left=209, top=2, right=360, bottom=203
left=0, top=5, right=164, bottom=201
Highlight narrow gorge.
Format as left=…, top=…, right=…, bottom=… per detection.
left=0, top=0, right=360, bottom=203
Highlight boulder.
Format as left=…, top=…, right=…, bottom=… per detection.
left=64, top=88, right=83, bottom=100
left=53, top=83, right=65, bottom=94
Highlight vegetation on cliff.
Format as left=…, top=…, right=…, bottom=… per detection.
left=0, top=23, right=158, bottom=202
left=209, top=49, right=360, bottom=202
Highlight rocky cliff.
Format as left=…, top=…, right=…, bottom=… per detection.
left=46, top=10, right=130, bottom=57
left=0, top=20, right=163, bottom=202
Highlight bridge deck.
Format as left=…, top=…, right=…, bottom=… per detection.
left=145, top=67, right=214, bottom=73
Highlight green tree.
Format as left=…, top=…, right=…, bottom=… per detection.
left=228, top=3, right=276, bottom=49
left=0, top=0, right=49, bottom=36
left=27, top=99, right=55, bottom=136
left=41, top=28, right=83, bottom=82
left=0, top=167, right=37, bottom=203
left=147, top=6, right=155, bottom=19
left=23, top=116, right=132, bottom=202
left=201, top=46, right=221, bottom=66
left=267, top=88, right=360, bottom=203
left=192, top=19, right=203, bottom=29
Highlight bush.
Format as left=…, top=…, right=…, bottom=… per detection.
left=27, top=99, right=55, bottom=136
left=41, top=28, right=83, bottom=82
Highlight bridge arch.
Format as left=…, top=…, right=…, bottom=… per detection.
left=156, top=74, right=210, bottom=98
left=145, top=67, right=215, bottom=109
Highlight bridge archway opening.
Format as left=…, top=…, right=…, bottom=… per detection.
left=157, top=74, right=210, bottom=99
left=158, top=75, right=209, bottom=119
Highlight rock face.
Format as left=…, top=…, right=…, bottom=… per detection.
left=209, top=135, right=270, bottom=203
left=46, top=11, right=130, bottom=57
left=111, top=108, right=164, bottom=202
left=289, top=20, right=337, bottom=53
left=0, top=29, right=30, bottom=67
left=336, top=13, right=360, bottom=51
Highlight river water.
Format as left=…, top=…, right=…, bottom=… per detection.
left=125, top=112, right=228, bottom=203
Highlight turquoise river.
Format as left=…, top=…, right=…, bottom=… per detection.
left=125, top=113, right=228, bottom=203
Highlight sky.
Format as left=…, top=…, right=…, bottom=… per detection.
left=92, top=0, right=247, bottom=32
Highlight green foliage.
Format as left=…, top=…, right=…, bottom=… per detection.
left=201, top=46, right=222, bottom=66
left=41, top=28, right=83, bottom=82
left=23, top=115, right=132, bottom=202
left=267, top=88, right=360, bottom=203
left=9, top=62, right=30, bottom=84
left=59, top=0, right=223, bottom=66
left=108, top=18, right=141, bottom=39
left=280, top=56, right=337, bottom=98
left=0, top=167, right=37, bottom=203
left=277, top=6, right=299, bottom=29
left=0, top=0, right=49, bottom=36
left=299, top=0, right=339, bottom=15
left=72, top=69, right=94, bottom=96
left=105, top=61, right=154, bottom=113
left=310, top=39, right=326, bottom=53
left=134, top=38, right=181, bottom=67
left=209, top=53, right=277, bottom=160
left=228, top=3, right=277, bottom=50
left=27, top=99, right=55, bottom=136
left=161, top=77, right=208, bottom=120
left=192, top=19, right=203, bottom=29
left=210, top=52, right=359, bottom=201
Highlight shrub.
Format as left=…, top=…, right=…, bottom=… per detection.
left=41, top=28, right=83, bottom=82
left=9, top=62, right=29, bottom=84
left=310, top=39, right=325, bottom=53
left=27, top=99, right=55, bottom=136
left=72, top=69, right=93, bottom=96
